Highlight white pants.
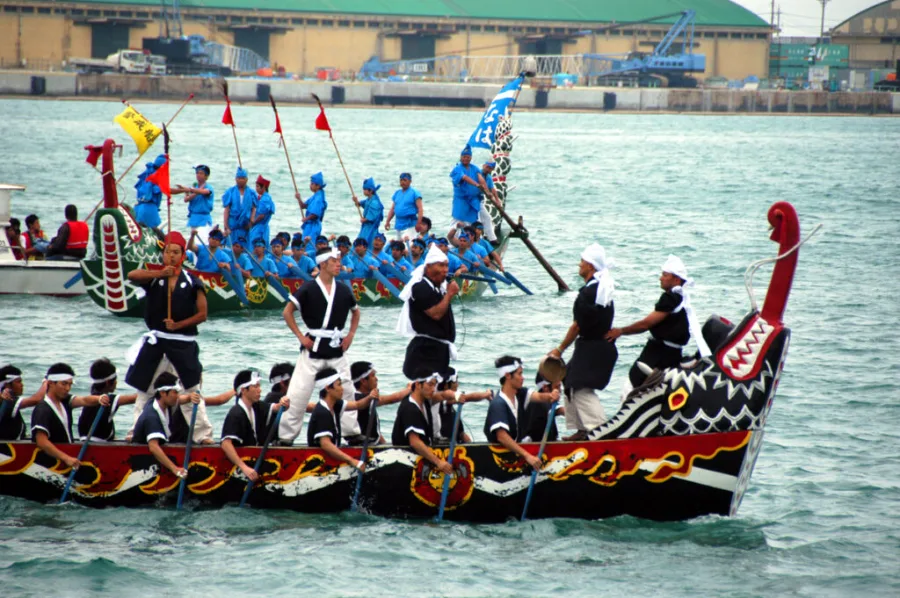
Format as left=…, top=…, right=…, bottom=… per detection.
left=478, top=205, right=498, bottom=242
left=565, top=388, right=608, bottom=432
left=125, top=357, right=214, bottom=443
left=395, top=227, right=417, bottom=243
left=279, top=350, right=354, bottom=444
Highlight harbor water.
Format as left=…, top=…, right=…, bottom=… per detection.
left=0, top=99, right=898, bottom=596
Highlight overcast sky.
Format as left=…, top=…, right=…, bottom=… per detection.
left=733, top=0, right=879, bottom=36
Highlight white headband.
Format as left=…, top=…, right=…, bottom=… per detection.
left=46, top=374, right=74, bottom=382
left=269, top=373, right=290, bottom=385
left=352, top=368, right=374, bottom=384
left=497, top=361, right=522, bottom=378
left=317, top=372, right=342, bottom=388
left=535, top=379, right=550, bottom=390
left=414, top=372, right=443, bottom=384
left=155, top=384, right=181, bottom=392
left=315, top=248, right=340, bottom=265
left=445, top=371, right=458, bottom=383
left=237, top=372, right=261, bottom=392
left=90, top=373, right=117, bottom=384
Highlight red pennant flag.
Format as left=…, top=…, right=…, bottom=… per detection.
left=273, top=112, right=283, bottom=135
left=146, top=156, right=171, bottom=199
left=84, top=146, right=103, bottom=167
left=222, top=102, right=235, bottom=126
left=315, top=106, right=331, bottom=132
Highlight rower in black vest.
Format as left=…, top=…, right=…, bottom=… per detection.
left=221, top=369, right=290, bottom=483
left=0, top=365, right=46, bottom=441
left=483, top=356, right=559, bottom=472
left=132, top=372, right=200, bottom=479
left=397, top=245, right=458, bottom=381
left=77, top=358, right=137, bottom=442
left=263, top=362, right=293, bottom=406
left=606, top=255, right=711, bottom=397
left=306, top=368, right=371, bottom=471
left=391, top=367, right=453, bottom=476
left=31, top=363, right=109, bottom=471
left=124, top=231, right=214, bottom=444
left=347, top=360, right=410, bottom=445
left=280, top=247, right=361, bottom=445
left=432, top=367, right=492, bottom=445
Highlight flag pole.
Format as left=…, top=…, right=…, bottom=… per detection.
left=161, top=125, right=173, bottom=321
left=311, top=93, right=362, bottom=218
left=86, top=93, right=194, bottom=221
left=222, top=80, right=242, bottom=168
left=269, top=94, right=304, bottom=218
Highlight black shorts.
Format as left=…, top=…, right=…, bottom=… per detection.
left=125, top=337, right=203, bottom=392
left=628, top=338, right=683, bottom=387
left=402, top=336, right=451, bottom=381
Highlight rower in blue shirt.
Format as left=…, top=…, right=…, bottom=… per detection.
left=448, top=144, right=486, bottom=242
left=270, top=237, right=303, bottom=277
left=222, top=167, right=258, bottom=248
left=249, top=175, right=275, bottom=249
left=409, top=238, right=427, bottom=268
left=290, top=235, right=318, bottom=277
left=386, top=173, right=423, bottom=242
left=133, top=155, right=167, bottom=230
left=173, top=164, right=214, bottom=238
left=353, top=178, right=383, bottom=246
left=231, top=240, right=253, bottom=279
left=435, top=237, right=467, bottom=276
left=188, top=228, right=232, bottom=274
left=335, top=235, right=353, bottom=270
left=347, top=237, right=379, bottom=278
left=248, top=238, right=277, bottom=278
left=472, top=222, right=505, bottom=271
left=451, top=229, right=483, bottom=273
left=297, top=172, right=327, bottom=245
left=387, top=240, right=414, bottom=276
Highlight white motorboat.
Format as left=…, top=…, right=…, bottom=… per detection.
left=0, top=184, right=85, bottom=296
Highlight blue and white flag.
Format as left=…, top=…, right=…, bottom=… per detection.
left=467, top=74, right=525, bottom=149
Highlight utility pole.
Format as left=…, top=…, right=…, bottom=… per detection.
left=770, top=0, right=776, bottom=32
left=776, top=6, right=782, bottom=77
left=818, top=0, right=830, bottom=43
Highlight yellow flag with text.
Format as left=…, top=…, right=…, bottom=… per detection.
left=114, top=106, right=162, bottom=155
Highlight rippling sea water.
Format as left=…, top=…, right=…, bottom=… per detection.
left=1, top=99, right=898, bottom=597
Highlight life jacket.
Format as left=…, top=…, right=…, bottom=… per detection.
left=65, top=221, right=89, bottom=250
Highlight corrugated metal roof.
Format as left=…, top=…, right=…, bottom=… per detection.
left=67, top=0, right=770, bottom=28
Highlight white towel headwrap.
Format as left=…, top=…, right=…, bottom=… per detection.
left=661, top=255, right=711, bottom=358
left=581, top=243, right=615, bottom=307
left=396, top=245, right=448, bottom=337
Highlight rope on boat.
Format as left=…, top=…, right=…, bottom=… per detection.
left=744, top=223, right=823, bottom=312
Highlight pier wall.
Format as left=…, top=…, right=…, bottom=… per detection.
left=2, top=71, right=898, bottom=115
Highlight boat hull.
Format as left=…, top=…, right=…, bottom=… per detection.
left=0, top=431, right=756, bottom=521
left=0, top=262, right=85, bottom=296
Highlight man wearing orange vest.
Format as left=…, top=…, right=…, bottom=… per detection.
left=46, top=204, right=89, bottom=260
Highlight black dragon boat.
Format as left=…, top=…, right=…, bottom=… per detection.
left=0, top=201, right=802, bottom=522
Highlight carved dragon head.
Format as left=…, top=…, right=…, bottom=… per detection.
left=589, top=201, right=800, bottom=441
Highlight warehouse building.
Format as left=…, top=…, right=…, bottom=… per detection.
left=0, top=0, right=771, bottom=80
left=831, top=0, right=900, bottom=69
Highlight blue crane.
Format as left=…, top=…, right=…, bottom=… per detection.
left=581, top=10, right=706, bottom=88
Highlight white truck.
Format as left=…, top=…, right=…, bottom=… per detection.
left=66, top=50, right=160, bottom=75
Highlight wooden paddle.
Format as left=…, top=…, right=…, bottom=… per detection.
left=521, top=355, right=567, bottom=521
left=239, top=406, right=284, bottom=508
left=176, top=401, right=199, bottom=510
left=59, top=405, right=106, bottom=504
left=491, top=200, right=571, bottom=292
left=351, top=397, right=379, bottom=513
left=435, top=404, right=464, bottom=522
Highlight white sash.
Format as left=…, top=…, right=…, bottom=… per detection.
left=126, top=330, right=196, bottom=365
left=312, top=277, right=338, bottom=352
left=44, top=397, right=71, bottom=443
left=672, top=285, right=711, bottom=357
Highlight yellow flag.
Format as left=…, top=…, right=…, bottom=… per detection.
left=114, top=106, right=162, bottom=155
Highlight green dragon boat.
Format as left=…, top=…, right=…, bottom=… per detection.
left=80, top=118, right=518, bottom=316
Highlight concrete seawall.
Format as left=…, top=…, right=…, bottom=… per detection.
left=3, top=71, right=898, bottom=115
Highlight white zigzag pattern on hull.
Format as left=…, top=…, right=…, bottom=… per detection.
left=712, top=360, right=774, bottom=401
left=660, top=404, right=763, bottom=436
left=587, top=386, right=665, bottom=440
left=663, top=360, right=717, bottom=392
